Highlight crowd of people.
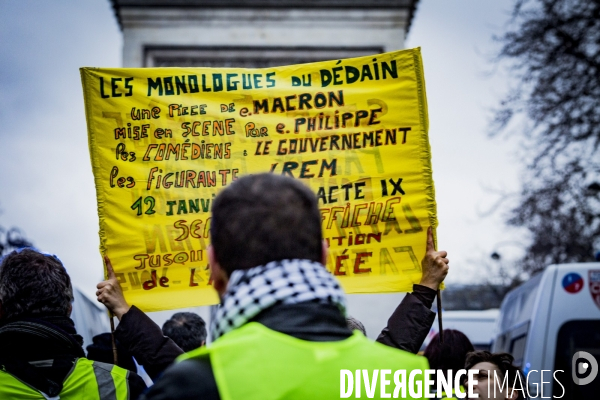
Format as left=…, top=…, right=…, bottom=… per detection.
left=0, top=173, right=524, bottom=399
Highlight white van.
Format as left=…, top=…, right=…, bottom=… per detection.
left=422, top=309, right=499, bottom=351
left=492, top=262, right=600, bottom=399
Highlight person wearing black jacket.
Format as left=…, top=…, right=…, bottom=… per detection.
left=97, top=174, right=449, bottom=399
left=0, top=248, right=146, bottom=399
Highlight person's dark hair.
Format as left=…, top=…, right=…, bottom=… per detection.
left=0, top=248, right=73, bottom=320
left=346, top=316, right=366, bottom=336
left=424, top=329, right=474, bottom=381
left=465, top=350, right=522, bottom=383
left=86, top=333, right=137, bottom=373
left=162, top=312, right=207, bottom=352
left=210, top=173, right=323, bottom=275
left=465, top=351, right=525, bottom=399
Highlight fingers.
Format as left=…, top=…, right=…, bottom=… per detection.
left=96, top=282, right=113, bottom=296
left=96, top=288, right=108, bottom=303
left=97, top=282, right=113, bottom=292
left=434, top=252, right=449, bottom=266
left=426, top=226, right=435, bottom=252
left=437, top=256, right=449, bottom=274
left=430, top=251, right=449, bottom=276
left=97, top=293, right=111, bottom=305
left=104, top=256, right=116, bottom=279
left=438, top=259, right=449, bottom=272
left=419, top=227, right=449, bottom=289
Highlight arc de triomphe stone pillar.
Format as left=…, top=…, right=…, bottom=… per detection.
left=109, top=0, right=419, bottom=68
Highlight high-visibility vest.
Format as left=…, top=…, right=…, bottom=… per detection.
left=0, top=358, right=131, bottom=399
left=179, top=322, right=429, bottom=400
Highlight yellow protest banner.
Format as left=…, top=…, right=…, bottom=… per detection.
left=81, top=47, right=437, bottom=312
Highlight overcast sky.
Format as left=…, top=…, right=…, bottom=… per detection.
left=0, top=0, right=524, bottom=330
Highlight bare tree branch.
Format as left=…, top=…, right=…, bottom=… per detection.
left=492, top=0, right=600, bottom=274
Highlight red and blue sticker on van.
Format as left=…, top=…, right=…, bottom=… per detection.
left=562, top=272, right=584, bottom=294
left=589, top=270, right=600, bottom=310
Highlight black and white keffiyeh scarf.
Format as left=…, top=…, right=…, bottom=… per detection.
left=211, top=259, right=346, bottom=340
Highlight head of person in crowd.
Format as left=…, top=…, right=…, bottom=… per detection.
left=0, top=249, right=147, bottom=398
left=346, top=316, right=366, bottom=336
left=424, top=329, right=474, bottom=382
left=86, top=332, right=137, bottom=373
left=465, top=351, right=522, bottom=400
left=209, top=173, right=324, bottom=294
left=0, top=248, right=73, bottom=321
left=162, top=312, right=207, bottom=351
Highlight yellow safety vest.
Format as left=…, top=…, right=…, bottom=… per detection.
left=0, top=358, right=131, bottom=399
left=179, top=322, right=430, bottom=400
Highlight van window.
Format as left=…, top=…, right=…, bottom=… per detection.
left=494, top=321, right=529, bottom=367
left=497, top=274, right=542, bottom=333
left=510, top=333, right=527, bottom=367
left=553, top=320, right=600, bottom=399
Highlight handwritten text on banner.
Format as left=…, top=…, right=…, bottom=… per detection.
left=81, top=47, right=437, bottom=312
